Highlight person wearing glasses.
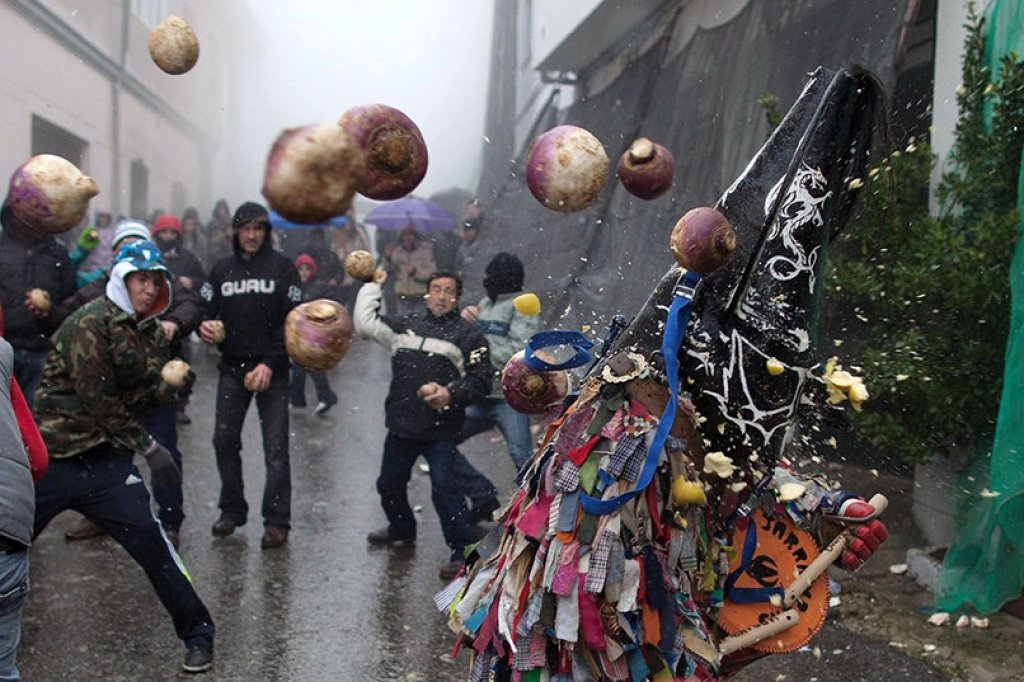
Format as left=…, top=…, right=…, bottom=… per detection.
left=354, top=269, right=491, bottom=580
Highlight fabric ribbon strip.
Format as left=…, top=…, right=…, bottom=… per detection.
left=581, top=270, right=701, bottom=516
left=524, top=330, right=595, bottom=371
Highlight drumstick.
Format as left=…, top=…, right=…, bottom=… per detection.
left=783, top=493, right=889, bottom=607
left=718, top=609, right=800, bottom=656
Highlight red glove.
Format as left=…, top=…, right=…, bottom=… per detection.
left=821, top=492, right=889, bottom=572
left=10, top=378, right=48, bottom=482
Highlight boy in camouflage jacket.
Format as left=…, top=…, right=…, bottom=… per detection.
left=32, top=240, right=216, bottom=674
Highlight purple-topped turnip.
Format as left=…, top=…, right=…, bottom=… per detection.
left=339, top=105, right=428, bottom=200
left=669, top=207, right=737, bottom=276
left=262, top=123, right=365, bottom=225
left=8, top=155, right=99, bottom=234
left=617, top=137, right=674, bottom=200
left=501, top=350, right=571, bottom=414
left=285, top=299, right=353, bottom=372
left=148, top=15, right=200, bottom=75
left=526, top=125, right=608, bottom=213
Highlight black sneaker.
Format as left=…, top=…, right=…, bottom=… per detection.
left=470, top=497, right=501, bottom=524
left=183, top=646, right=213, bottom=673
left=366, top=527, right=416, bottom=546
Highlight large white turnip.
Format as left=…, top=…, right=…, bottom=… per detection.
left=262, top=124, right=366, bottom=225
left=339, top=104, right=428, bottom=200
left=148, top=15, right=200, bottom=75
left=525, top=125, right=608, bottom=213
left=8, top=155, right=99, bottom=234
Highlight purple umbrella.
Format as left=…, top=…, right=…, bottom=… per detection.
left=364, top=196, right=457, bottom=233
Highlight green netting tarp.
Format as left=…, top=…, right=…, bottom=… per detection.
left=936, top=0, right=1024, bottom=615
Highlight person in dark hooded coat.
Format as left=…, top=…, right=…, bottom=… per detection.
left=199, top=202, right=301, bottom=550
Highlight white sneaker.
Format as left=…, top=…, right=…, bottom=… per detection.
left=314, top=401, right=335, bottom=416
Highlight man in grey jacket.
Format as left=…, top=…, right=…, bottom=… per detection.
left=0, top=336, right=39, bottom=680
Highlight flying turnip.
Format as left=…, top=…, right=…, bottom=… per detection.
left=525, top=125, right=608, bottom=213
left=344, top=250, right=377, bottom=283
left=339, top=105, right=428, bottom=200
left=669, top=207, right=737, bottom=276
left=617, top=137, right=675, bottom=200
left=262, top=123, right=365, bottom=225
left=285, top=299, right=353, bottom=372
left=8, top=155, right=99, bottom=234
left=148, top=15, right=200, bottom=75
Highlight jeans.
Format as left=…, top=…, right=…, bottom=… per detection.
left=452, top=399, right=534, bottom=507
left=290, top=361, right=337, bottom=407
left=377, top=433, right=477, bottom=560
left=11, top=349, right=47, bottom=409
left=33, top=448, right=215, bottom=650
left=0, top=551, right=29, bottom=681
left=212, top=368, right=291, bottom=529
left=144, top=404, right=184, bottom=531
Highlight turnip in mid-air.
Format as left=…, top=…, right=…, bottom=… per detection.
left=617, top=137, right=675, bottom=200
left=669, top=207, right=737, bottom=276
left=526, top=125, right=608, bottom=213
left=262, top=123, right=365, bottom=225
left=148, top=15, right=200, bottom=75
left=343, top=250, right=377, bottom=283
left=8, top=155, right=99, bottom=234
left=285, top=299, right=353, bottom=372
left=339, top=104, right=428, bottom=201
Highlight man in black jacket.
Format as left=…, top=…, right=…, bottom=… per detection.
left=199, top=203, right=301, bottom=550
left=354, top=269, right=490, bottom=580
left=0, top=201, right=76, bottom=405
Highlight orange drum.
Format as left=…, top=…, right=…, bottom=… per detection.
left=717, top=508, right=829, bottom=653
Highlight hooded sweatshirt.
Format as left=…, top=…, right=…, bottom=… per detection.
left=200, top=211, right=301, bottom=373
left=34, top=254, right=176, bottom=458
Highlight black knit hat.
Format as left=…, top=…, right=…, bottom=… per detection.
left=483, top=252, right=524, bottom=299
left=232, top=202, right=270, bottom=229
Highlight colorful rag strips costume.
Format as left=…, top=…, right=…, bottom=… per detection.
left=436, top=65, right=887, bottom=681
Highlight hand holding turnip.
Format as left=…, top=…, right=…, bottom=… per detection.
left=199, top=320, right=225, bottom=344
left=148, top=15, right=200, bottom=75
left=26, top=289, right=50, bottom=317
left=244, top=363, right=272, bottom=393
left=160, top=359, right=193, bottom=388
left=417, top=382, right=440, bottom=398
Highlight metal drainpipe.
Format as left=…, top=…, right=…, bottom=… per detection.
left=111, top=0, right=129, bottom=218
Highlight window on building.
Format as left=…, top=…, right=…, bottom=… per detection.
left=31, top=115, right=88, bottom=168
left=130, top=159, right=149, bottom=221
left=131, top=0, right=169, bottom=29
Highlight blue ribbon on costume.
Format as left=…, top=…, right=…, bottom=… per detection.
left=523, top=330, right=594, bottom=371
left=724, top=519, right=786, bottom=604
left=580, top=270, right=702, bottom=516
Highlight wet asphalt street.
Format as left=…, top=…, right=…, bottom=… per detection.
left=17, top=337, right=951, bottom=681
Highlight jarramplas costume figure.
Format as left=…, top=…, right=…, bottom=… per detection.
left=438, top=66, right=890, bottom=681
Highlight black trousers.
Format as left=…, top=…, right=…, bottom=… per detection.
left=33, top=448, right=215, bottom=650
left=212, top=367, right=291, bottom=529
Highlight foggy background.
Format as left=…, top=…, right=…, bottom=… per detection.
left=229, top=0, right=495, bottom=215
